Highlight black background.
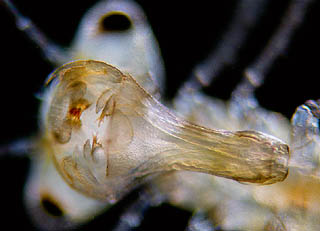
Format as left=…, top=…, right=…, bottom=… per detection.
left=0, top=0, right=320, bottom=230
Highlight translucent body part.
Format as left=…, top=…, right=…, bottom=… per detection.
left=25, top=152, right=107, bottom=227
left=291, top=100, right=320, bottom=176
left=42, top=60, right=288, bottom=201
left=252, top=101, right=320, bottom=230
left=2, top=0, right=319, bottom=230
left=169, top=91, right=320, bottom=230
left=174, top=92, right=291, bottom=142
left=2, top=0, right=165, bottom=225
left=162, top=91, right=292, bottom=230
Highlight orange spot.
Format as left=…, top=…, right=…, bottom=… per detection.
left=66, top=100, right=90, bottom=127
left=69, top=107, right=82, bottom=120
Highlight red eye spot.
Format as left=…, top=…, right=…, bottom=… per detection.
left=66, top=100, right=90, bottom=128
left=69, top=107, right=82, bottom=120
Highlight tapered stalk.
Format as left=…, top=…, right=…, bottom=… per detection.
left=133, top=89, right=289, bottom=185
left=44, top=61, right=289, bottom=201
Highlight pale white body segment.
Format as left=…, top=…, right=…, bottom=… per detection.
left=70, top=0, right=165, bottom=96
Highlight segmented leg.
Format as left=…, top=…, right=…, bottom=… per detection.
left=233, top=0, right=314, bottom=100
left=226, top=0, right=315, bottom=139
left=178, top=0, right=314, bottom=105
left=2, top=0, right=70, bottom=65
left=179, top=0, right=268, bottom=94
left=174, top=0, right=313, bottom=141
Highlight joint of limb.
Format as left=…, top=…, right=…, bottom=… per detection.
left=3, top=0, right=70, bottom=65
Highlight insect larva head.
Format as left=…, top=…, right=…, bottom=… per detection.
left=70, top=0, right=164, bottom=96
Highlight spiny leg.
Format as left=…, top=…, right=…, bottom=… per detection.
left=178, top=0, right=268, bottom=95
left=178, top=0, right=314, bottom=103
left=174, top=0, right=313, bottom=140
left=225, top=0, right=315, bottom=137
left=232, top=0, right=314, bottom=101
left=2, top=0, right=70, bottom=65
left=0, top=1, right=58, bottom=157
left=223, top=0, right=315, bottom=142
